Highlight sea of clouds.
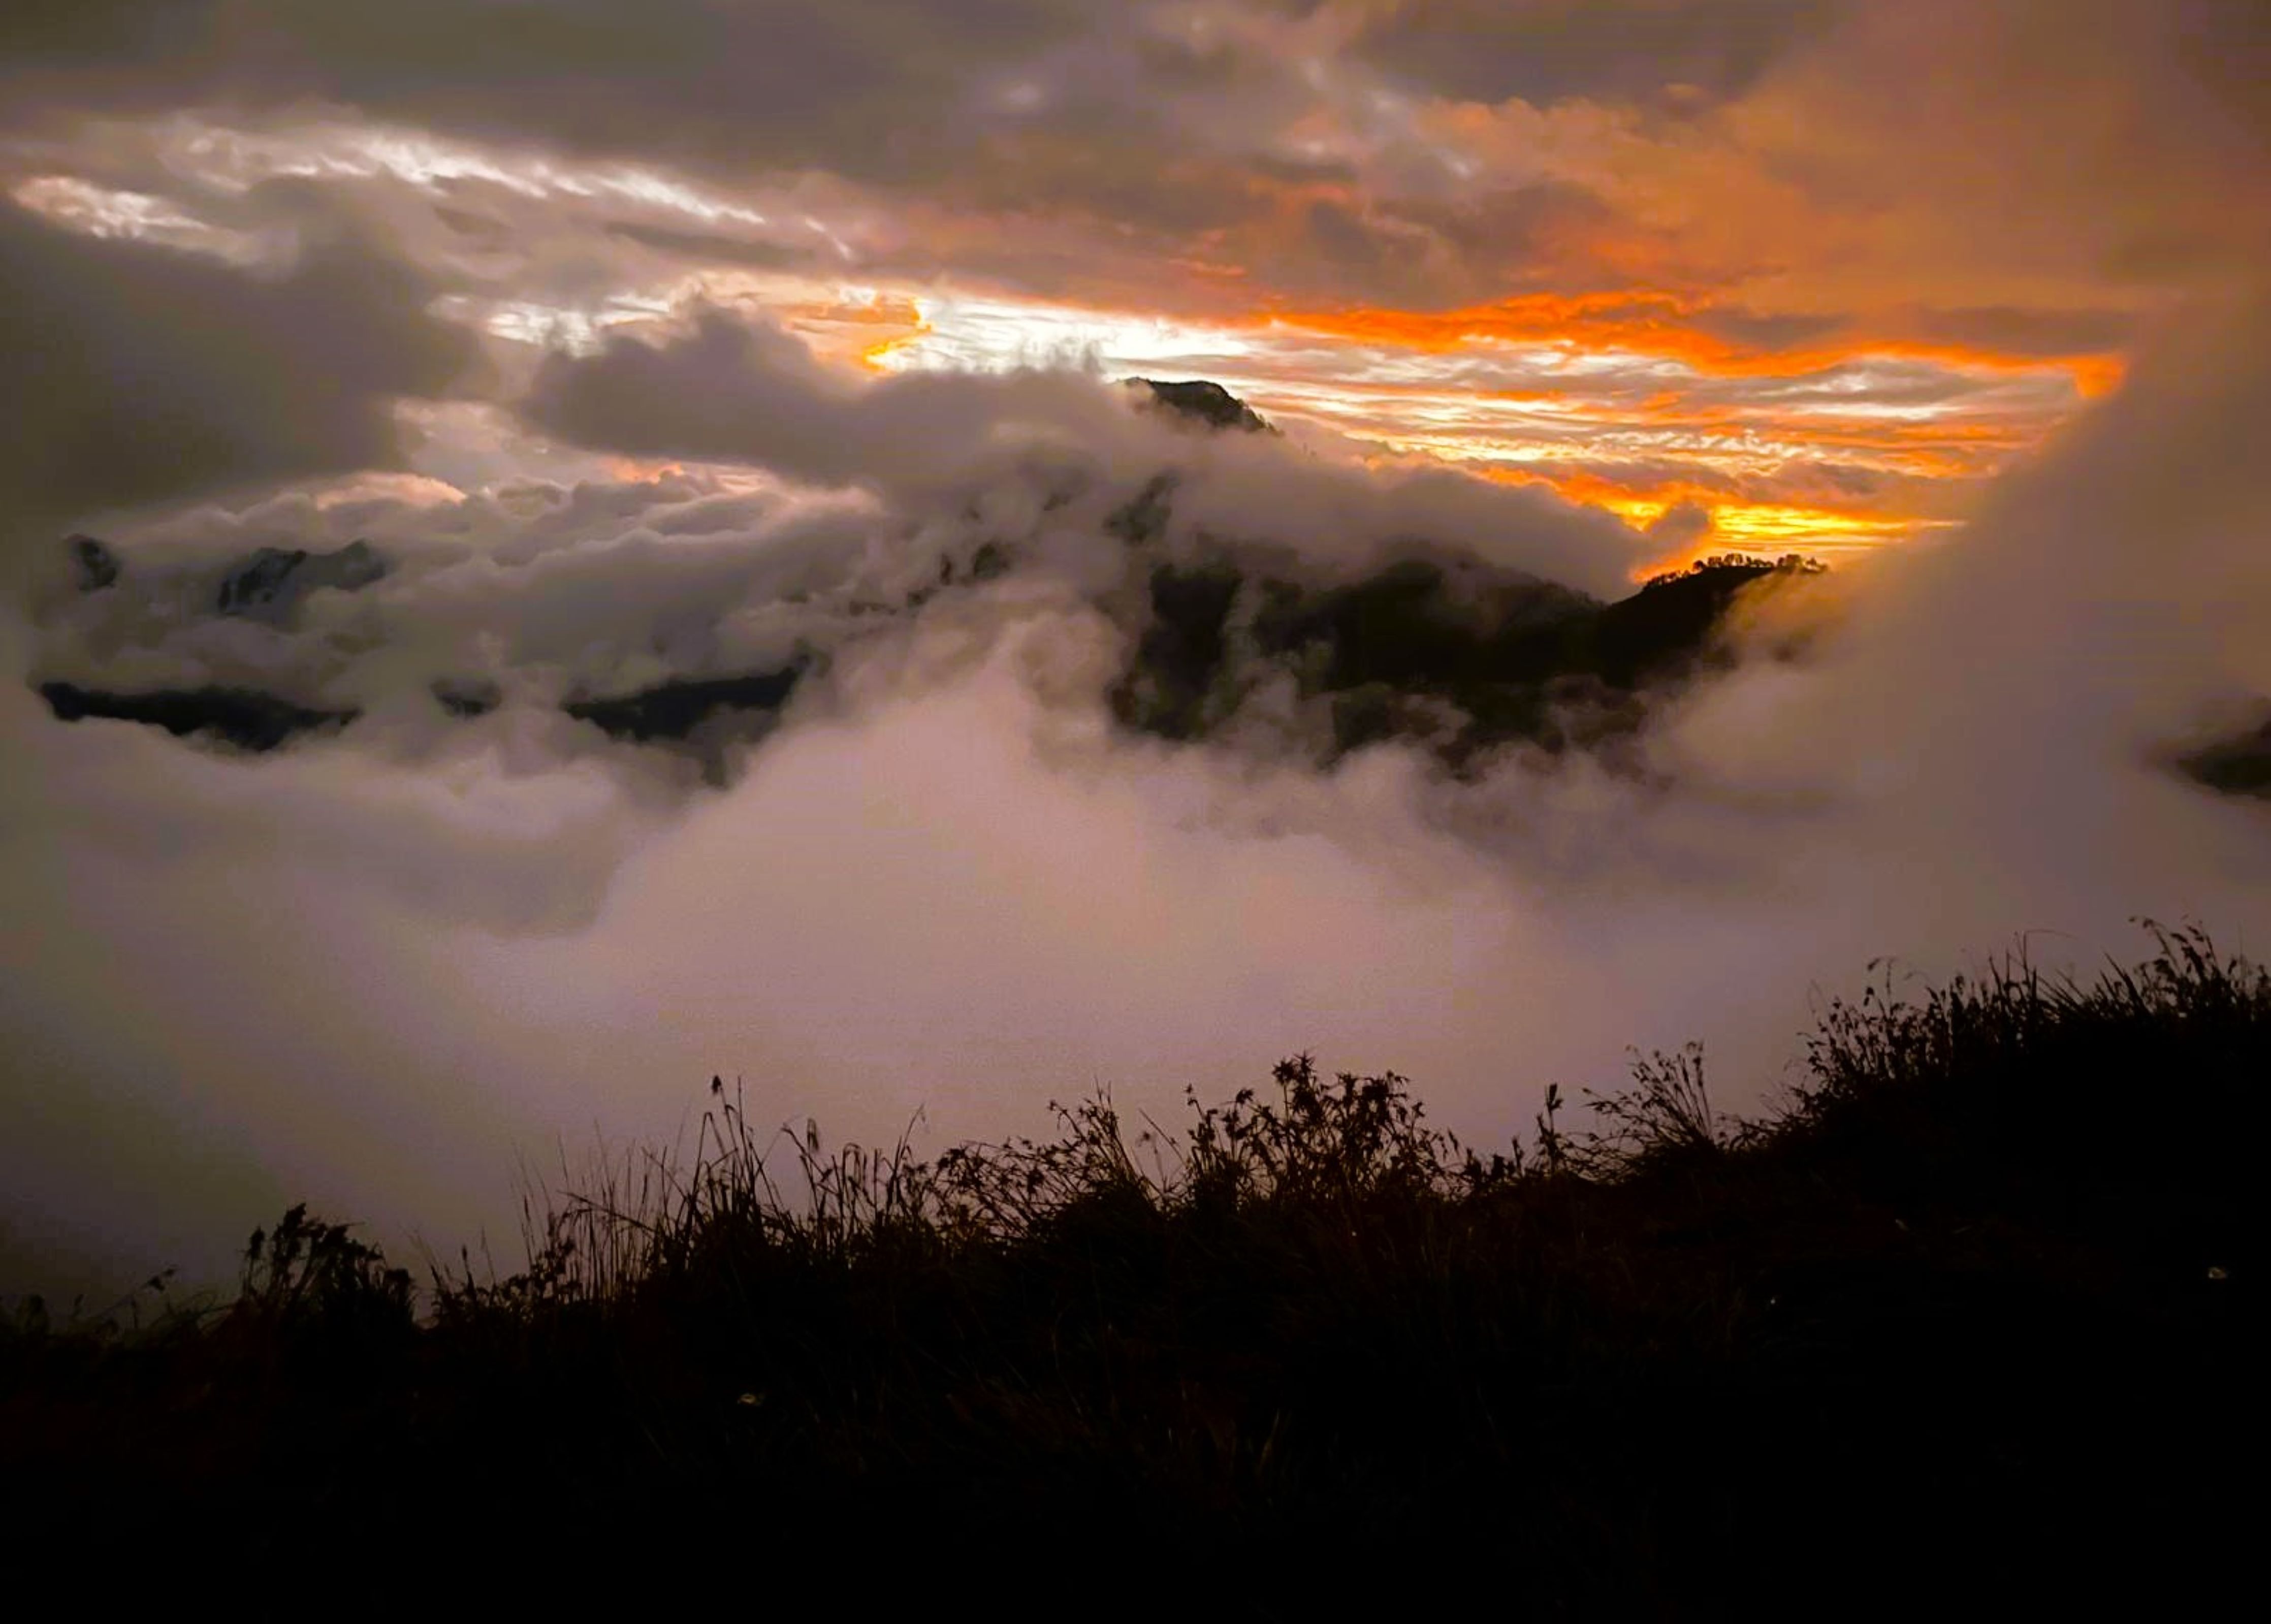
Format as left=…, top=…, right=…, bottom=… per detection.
left=6, top=209, right=2269, bottom=1295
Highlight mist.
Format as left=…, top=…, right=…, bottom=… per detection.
left=6, top=269, right=2270, bottom=1298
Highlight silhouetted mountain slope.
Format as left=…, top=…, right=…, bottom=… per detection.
left=563, top=664, right=808, bottom=743
left=1109, top=560, right=1245, bottom=741
left=1585, top=557, right=1778, bottom=686
left=13, top=428, right=1827, bottom=781
left=1129, top=377, right=1274, bottom=433
left=36, top=667, right=812, bottom=755
left=1112, top=554, right=1792, bottom=768
left=38, top=681, right=358, bottom=751
left=215, top=540, right=388, bottom=621
left=27, top=525, right=1801, bottom=771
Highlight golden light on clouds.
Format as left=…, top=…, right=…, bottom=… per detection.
left=5, top=0, right=2250, bottom=568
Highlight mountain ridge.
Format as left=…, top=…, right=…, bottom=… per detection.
left=20, top=383, right=1859, bottom=779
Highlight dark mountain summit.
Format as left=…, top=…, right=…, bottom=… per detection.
left=1130, top=378, right=1274, bottom=433
left=216, top=540, right=389, bottom=620
left=38, top=665, right=812, bottom=760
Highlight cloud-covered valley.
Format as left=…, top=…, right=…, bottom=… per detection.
left=8, top=273, right=2271, bottom=1296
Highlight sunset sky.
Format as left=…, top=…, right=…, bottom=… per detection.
left=4, top=4, right=2270, bottom=1291
left=6, top=2, right=2262, bottom=564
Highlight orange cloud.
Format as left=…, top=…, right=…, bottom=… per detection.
left=1258, top=292, right=2126, bottom=398
left=1480, top=464, right=1936, bottom=576
left=763, top=291, right=933, bottom=372
left=676, top=263, right=2107, bottom=562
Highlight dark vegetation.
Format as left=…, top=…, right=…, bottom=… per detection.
left=1, top=926, right=2252, bottom=1610
left=1110, top=551, right=1815, bottom=769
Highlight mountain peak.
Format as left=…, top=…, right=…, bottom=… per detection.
left=216, top=540, right=389, bottom=620
left=1128, top=378, right=1273, bottom=434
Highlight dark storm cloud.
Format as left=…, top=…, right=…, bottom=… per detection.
left=1643, top=499, right=1714, bottom=548
left=0, top=197, right=477, bottom=542
left=9, top=0, right=2252, bottom=355
left=1398, top=182, right=1625, bottom=275
left=1348, top=0, right=1852, bottom=108
left=0, top=0, right=1104, bottom=186
left=1733, top=0, right=2271, bottom=301
left=1262, top=187, right=1636, bottom=312
left=1252, top=181, right=1653, bottom=311
left=1683, top=307, right=1849, bottom=352
left=1894, top=307, right=2141, bottom=360
left=601, top=222, right=822, bottom=273
left=1679, top=305, right=2138, bottom=365
left=1300, top=197, right=1395, bottom=280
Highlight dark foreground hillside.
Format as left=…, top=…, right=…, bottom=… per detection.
left=1, top=927, right=2254, bottom=1613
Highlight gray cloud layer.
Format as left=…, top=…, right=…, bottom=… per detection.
left=13, top=1, right=2259, bottom=322
left=2, top=1, right=1099, bottom=184
left=525, top=309, right=1132, bottom=492
left=1351, top=0, right=1852, bottom=108
left=0, top=197, right=476, bottom=551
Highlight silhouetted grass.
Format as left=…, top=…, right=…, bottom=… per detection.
left=0, top=924, right=2254, bottom=1613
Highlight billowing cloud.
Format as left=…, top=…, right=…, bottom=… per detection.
left=519, top=306, right=1647, bottom=591
left=0, top=195, right=477, bottom=552
left=523, top=308, right=1135, bottom=491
